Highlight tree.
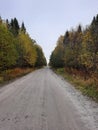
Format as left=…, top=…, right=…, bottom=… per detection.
left=63, top=31, right=69, bottom=46
left=10, top=18, right=20, bottom=36
left=35, top=44, right=47, bottom=67
left=0, top=23, right=18, bottom=70
left=16, top=33, right=37, bottom=67
left=49, top=14, right=98, bottom=81
left=21, top=22, right=26, bottom=33
left=49, top=36, right=65, bottom=68
left=77, top=24, right=82, bottom=33
left=0, top=16, right=47, bottom=71
left=80, top=31, right=93, bottom=71
left=0, top=16, right=2, bottom=24
left=90, top=15, right=98, bottom=72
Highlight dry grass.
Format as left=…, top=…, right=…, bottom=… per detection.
left=55, top=68, right=98, bottom=102
left=0, top=68, right=34, bottom=83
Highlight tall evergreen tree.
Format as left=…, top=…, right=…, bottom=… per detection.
left=63, top=31, right=69, bottom=46
left=0, top=16, right=2, bottom=24
left=77, top=25, right=82, bottom=33
left=10, top=18, right=20, bottom=36
left=21, top=22, right=26, bottom=33
left=91, top=16, right=96, bottom=26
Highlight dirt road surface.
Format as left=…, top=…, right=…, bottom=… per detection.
left=0, top=67, right=98, bottom=130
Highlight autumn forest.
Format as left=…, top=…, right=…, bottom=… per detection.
left=0, top=17, right=47, bottom=82
left=49, top=14, right=98, bottom=100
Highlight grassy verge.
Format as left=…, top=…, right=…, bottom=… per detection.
left=54, top=68, right=98, bottom=102
left=0, top=68, right=34, bottom=86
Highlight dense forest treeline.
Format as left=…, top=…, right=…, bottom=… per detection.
left=0, top=17, right=47, bottom=71
left=0, top=16, right=47, bottom=82
left=49, top=14, right=98, bottom=100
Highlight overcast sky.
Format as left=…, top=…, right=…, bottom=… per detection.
left=0, top=0, right=98, bottom=62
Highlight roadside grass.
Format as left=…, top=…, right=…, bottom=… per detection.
left=0, top=68, right=34, bottom=85
left=55, top=68, right=98, bottom=102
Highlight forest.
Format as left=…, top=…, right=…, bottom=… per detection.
left=49, top=14, right=98, bottom=100
left=0, top=17, right=47, bottom=82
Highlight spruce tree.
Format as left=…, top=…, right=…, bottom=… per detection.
left=77, top=25, right=82, bottom=33
left=10, top=18, right=20, bottom=36
left=63, top=31, right=69, bottom=46
left=21, top=22, right=26, bottom=33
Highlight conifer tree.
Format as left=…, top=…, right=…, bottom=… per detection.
left=10, top=18, right=20, bottom=36
left=21, top=22, right=26, bottom=33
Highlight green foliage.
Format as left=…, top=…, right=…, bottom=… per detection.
left=55, top=68, right=98, bottom=101
left=9, top=18, right=20, bottom=36
left=21, top=22, right=26, bottom=33
left=0, top=68, right=34, bottom=83
left=17, top=33, right=37, bottom=67
left=0, top=16, right=46, bottom=74
left=0, top=23, right=18, bottom=70
left=35, top=44, right=47, bottom=67
left=49, top=36, right=65, bottom=68
left=50, top=14, right=98, bottom=101
left=79, top=31, right=94, bottom=71
left=50, top=15, right=98, bottom=78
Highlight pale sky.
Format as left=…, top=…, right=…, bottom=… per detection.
left=0, top=0, right=98, bottom=62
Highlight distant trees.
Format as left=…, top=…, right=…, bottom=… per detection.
left=49, top=36, right=65, bottom=68
left=16, top=33, right=37, bottom=67
left=0, top=17, right=47, bottom=71
left=34, top=44, right=47, bottom=67
left=49, top=14, right=98, bottom=78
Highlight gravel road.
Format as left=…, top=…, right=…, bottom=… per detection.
left=0, top=67, right=98, bottom=130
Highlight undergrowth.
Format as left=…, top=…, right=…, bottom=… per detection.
left=0, top=68, right=34, bottom=85
left=55, top=68, right=98, bottom=102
